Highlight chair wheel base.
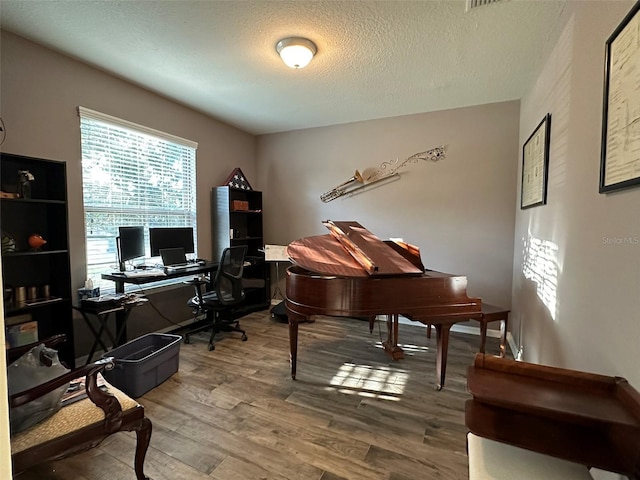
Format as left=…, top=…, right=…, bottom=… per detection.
left=184, top=336, right=190, bottom=344
left=241, top=334, right=248, bottom=341
left=208, top=343, right=215, bottom=351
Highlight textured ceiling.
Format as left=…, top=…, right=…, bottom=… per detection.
left=0, top=0, right=567, bottom=135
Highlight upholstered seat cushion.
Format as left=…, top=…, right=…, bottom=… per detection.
left=11, top=380, right=139, bottom=454
left=467, top=433, right=594, bottom=480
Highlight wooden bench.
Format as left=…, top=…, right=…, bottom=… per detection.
left=465, top=354, right=640, bottom=480
left=426, top=303, right=510, bottom=357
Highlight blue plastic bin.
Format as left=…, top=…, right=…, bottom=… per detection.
left=102, top=333, right=181, bottom=398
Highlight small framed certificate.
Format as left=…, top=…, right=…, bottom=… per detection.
left=599, top=1, right=640, bottom=193
left=521, top=114, right=551, bottom=209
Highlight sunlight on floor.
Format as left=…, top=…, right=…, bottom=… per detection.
left=325, top=358, right=412, bottom=400
left=375, top=342, right=430, bottom=354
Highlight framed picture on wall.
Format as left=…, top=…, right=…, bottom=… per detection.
left=521, top=113, right=551, bottom=209
left=600, top=0, right=640, bottom=193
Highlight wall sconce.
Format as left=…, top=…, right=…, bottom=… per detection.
left=276, top=37, right=317, bottom=69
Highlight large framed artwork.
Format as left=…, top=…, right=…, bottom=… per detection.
left=521, top=114, right=551, bottom=209
left=600, top=0, right=640, bottom=193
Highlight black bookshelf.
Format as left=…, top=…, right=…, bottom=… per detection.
left=1, top=153, right=75, bottom=367
left=211, top=186, right=270, bottom=318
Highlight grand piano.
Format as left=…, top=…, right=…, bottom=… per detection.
left=285, top=220, right=482, bottom=389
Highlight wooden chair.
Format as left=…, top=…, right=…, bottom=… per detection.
left=8, top=335, right=152, bottom=479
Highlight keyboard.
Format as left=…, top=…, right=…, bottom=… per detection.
left=164, top=263, right=191, bottom=271
left=123, top=269, right=166, bottom=278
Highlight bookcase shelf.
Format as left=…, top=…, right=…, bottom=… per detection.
left=1, top=152, right=75, bottom=367
left=211, top=186, right=270, bottom=318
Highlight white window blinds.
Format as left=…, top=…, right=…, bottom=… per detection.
left=78, top=107, right=198, bottom=287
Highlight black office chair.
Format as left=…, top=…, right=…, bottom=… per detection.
left=183, top=245, right=248, bottom=351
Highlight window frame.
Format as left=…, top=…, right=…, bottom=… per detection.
left=78, top=107, right=198, bottom=292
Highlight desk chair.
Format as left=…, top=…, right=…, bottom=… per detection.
left=8, top=335, right=151, bottom=479
left=183, top=245, right=248, bottom=351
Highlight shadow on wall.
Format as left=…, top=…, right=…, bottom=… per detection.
left=514, top=272, right=564, bottom=367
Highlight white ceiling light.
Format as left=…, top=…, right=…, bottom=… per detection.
left=276, top=37, right=317, bottom=69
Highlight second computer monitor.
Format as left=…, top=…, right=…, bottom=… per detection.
left=149, top=227, right=195, bottom=257
left=118, top=226, right=145, bottom=271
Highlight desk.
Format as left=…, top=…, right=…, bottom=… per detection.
left=102, top=262, right=218, bottom=294
left=74, top=297, right=148, bottom=364
left=101, top=261, right=218, bottom=343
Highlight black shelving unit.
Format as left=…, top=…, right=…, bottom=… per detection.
left=1, top=153, right=75, bottom=367
left=211, top=186, right=270, bottom=318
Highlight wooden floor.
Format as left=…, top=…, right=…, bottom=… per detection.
left=16, top=310, right=508, bottom=480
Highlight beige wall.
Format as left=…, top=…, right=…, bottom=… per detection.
left=0, top=31, right=256, bottom=356
left=515, top=0, right=639, bottom=391
left=256, top=101, right=519, bottom=308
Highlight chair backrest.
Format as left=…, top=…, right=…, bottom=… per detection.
left=212, top=245, right=247, bottom=306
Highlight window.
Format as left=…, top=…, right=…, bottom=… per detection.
left=78, top=107, right=198, bottom=289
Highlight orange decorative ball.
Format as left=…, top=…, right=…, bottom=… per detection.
left=28, top=234, right=47, bottom=250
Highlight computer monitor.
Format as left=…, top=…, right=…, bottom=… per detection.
left=117, top=226, right=145, bottom=271
left=149, top=227, right=195, bottom=257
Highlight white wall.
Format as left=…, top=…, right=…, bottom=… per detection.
left=257, top=101, right=520, bottom=308
left=514, top=0, right=639, bottom=390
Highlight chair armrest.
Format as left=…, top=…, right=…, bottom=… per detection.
left=82, top=357, right=127, bottom=432
left=9, top=357, right=114, bottom=408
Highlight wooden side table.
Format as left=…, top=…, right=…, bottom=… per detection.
left=425, top=303, right=510, bottom=357
left=478, top=303, right=510, bottom=357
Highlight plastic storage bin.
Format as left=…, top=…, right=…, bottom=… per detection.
left=102, top=333, right=181, bottom=398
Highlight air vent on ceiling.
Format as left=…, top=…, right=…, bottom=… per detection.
left=465, top=0, right=503, bottom=12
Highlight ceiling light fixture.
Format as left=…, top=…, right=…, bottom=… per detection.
left=276, top=37, right=317, bottom=69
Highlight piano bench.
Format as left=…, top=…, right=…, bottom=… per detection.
left=467, top=433, right=594, bottom=480
left=425, top=303, right=510, bottom=357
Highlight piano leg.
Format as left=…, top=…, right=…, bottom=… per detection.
left=289, top=316, right=299, bottom=380
left=479, top=321, right=488, bottom=354
left=382, top=314, right=405, bottom=360
left=434, top=323, right=451, bottom=390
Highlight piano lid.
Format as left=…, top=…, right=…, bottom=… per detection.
left=286, top=221, right=424, bottom=278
